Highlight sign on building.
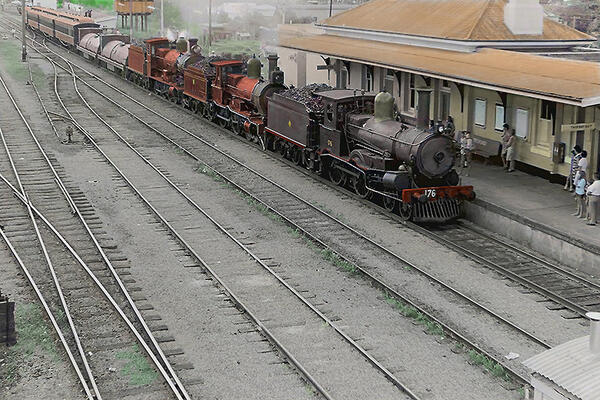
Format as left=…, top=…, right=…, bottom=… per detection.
left=561, top=122, right=596, bottom=132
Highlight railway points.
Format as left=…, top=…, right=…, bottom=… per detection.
left=1, top=3, right=600, bottom=400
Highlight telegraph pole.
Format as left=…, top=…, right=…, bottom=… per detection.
left=160, top=0, right=164, bottom=36
left=129, top=0, right=133, bottom=41
left=21, top=0, right=26, bottom=61
left=329, top=0, right=333, bottom=17
left=208, top=0, right=212, bottom=48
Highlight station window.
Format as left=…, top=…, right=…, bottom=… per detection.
left=494, top=104, right=505, bottom=131
left=515, top=108, right=529, bottom=138
left=474, top=98, right=487, bottom=127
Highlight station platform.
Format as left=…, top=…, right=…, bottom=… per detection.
left=459, top=162, right=600, bottom=272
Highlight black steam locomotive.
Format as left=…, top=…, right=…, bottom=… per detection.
left=265, top=87, right=474, bottom=222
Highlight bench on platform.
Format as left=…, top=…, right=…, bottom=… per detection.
left=472, top=136, right=501, bottom=164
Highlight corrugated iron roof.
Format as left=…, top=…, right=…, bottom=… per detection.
left=28, top=6, right=94, bottom=24
left=523, top=336, right=600, bottom=400
left=279, top=33, right=600, bottom=105
left=319, top=0, right=595, bottom=42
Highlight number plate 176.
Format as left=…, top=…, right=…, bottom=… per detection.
left=424, top=189, right=437, bottom=198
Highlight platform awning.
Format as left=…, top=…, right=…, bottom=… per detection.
left=280, top=34, right=600, bottom=106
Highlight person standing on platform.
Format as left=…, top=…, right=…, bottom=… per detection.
left=460, top=131, right=473, bottom=177
left=586, top=173, right=600, bottom=226
left=565, top=145, right=583, bottom=191
left=500, top=123, right=510, bottom=170
left=444, top=116, right=455, bottom=137
left=573, top=171, right=587, bottom=218
left=505, top=129, right=516, bottom=173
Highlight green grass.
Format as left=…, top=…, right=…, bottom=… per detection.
left=0, top=40, right=29, bottom=81
left=1, top=303, right=58, bottom=385
left=116, top=345, right=158, bottom=386
left=320, top=248, right=356, bottom=273
left=385, top=294, right=445, bottom=337
left=68, top=0, right=113, bottom=10
left=206, top=39, right=261, bottom=57
left=468, top=350, right=511, bottom=381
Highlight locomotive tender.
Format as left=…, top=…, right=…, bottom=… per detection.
left=25, top=5, right=474, bottom=223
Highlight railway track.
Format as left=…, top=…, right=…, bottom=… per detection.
left=0, top=26, right=554, bottom=391
left=3, top=12, right=590, bottom=391
left=47, top=35, right=424, bottom=400
left=0, top=52, right=190, bottom=400
left=423, top=221, right=600, bottom=316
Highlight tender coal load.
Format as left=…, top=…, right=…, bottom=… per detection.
left=190, top=56, right=226, bottom=76
left=279, top=83, right=333, bottom=112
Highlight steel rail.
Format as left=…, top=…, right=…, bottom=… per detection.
left=65, top=55, right=421, bottom=400
left=26, top=35, right=59, bottom=138
left=416, top=222, right=592, bottom=317
left=42, top=64, right=338, bottom=400
left=0, top=121, right=100, bottom=398
left=44, top=43, right=553, bottom=343
left=0, top=45, right=187, bottom=399
left=12, top=53, right=189, bottom=398
left=0, top=24, right=191, bottom=398
left=456, top=221, right=600, bottom=293
left=0, top=227, right=95, bottom=400
left=0, top=172, right=184, bottom=400
left=46, top=55, right=192, bottom=400
left=4, top=21, right=545, bottom=387
left=23, top=32, right=548, bottom=385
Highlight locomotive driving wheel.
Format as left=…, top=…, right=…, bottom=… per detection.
left=352, top=175, right=372, bottom=199
left=293, top=148, right=303, bottom=166
left=399, top=203, right=413, bottom=221
left=232, top=117, right=243, bottom=135
left=383, top=194, right=397, bottom=212
left=328, top=165, right=346, bottom=186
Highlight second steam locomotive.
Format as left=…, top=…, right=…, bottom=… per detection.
left=24, top=5, right=474, bottom=223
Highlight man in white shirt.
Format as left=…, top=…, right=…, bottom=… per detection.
left=586, top=173, right=600, bottom=226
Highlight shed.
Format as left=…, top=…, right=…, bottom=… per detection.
left=523, top=312, right=600, bottom=400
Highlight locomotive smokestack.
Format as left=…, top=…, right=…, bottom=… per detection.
left=587, top=312, right=600, bottom=356
left=374, top=92, right=395, bottom=122
left=267, top=54, right=279, bottom=77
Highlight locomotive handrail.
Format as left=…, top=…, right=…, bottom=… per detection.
left=346, top=122, right=434, bottom=146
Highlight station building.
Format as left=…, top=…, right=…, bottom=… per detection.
left=277, top=0, right=600, bottom=180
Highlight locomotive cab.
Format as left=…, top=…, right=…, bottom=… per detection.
left=317, top=90, right=376, bottom=156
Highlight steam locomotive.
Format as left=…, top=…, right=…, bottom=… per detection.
left=266, top=89, right=474, bottom=222
left=24, top=5, right=474, bottom=223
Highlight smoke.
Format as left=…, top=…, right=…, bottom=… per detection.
left=166, top=28, right=177, bottom=42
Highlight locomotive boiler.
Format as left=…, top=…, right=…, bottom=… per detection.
left=266, top=88, right=474, bottom=222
